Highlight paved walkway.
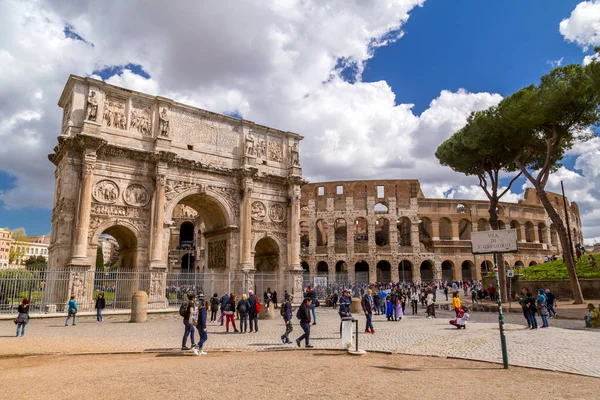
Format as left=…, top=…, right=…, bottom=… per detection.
left=1, top=305, right=598, bottom=378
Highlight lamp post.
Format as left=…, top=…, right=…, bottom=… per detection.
left=457, top=203, right=477, bottom=281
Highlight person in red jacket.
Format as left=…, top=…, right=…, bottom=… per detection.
left=488, top=285, right=496, bottom=301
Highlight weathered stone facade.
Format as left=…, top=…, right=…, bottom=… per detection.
left=47, top=76, right=305, bottom=308
left=299, top=180, right=583, bottom=284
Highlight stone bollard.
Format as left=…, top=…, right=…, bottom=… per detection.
left=350, top=297, right=362, bottom=314
left=259, top=304, right=275, bottom=320
left=131, top=291, right=148, bottom=323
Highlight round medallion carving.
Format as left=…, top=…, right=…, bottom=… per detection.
left=124, top=184, right=150, bottom=206
left=251, top=201, right=266, bottom=220
left=269, top=203, right=285, bottom=222
left=93, top=180, right=119, bottom=204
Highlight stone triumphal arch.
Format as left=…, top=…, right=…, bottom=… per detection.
left=47, top=75, right=304, bottom=308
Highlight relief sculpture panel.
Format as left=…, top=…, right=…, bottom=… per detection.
left=93, top=180, right=119, bottom=204
left=251, top=201, right=266, bottom=220
left=269, top=203, right=285, bottom=222
left=103, top=97, right=127, bottom=129
left=124, top=184, right=150, bottom=206
left=268, top=139, right=283, bottom=162
left=130, top=100, right=152, bottom=135
left=208, top=240, right=227, bottom=269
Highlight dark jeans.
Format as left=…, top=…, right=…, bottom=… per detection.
left=249, top=311, right=258, bottom=332
left=547, top=304, right=557, bottom=317
left=540, top=315, right=549, bottom=327
left=523, top=309, right=530, bottom=326
left=65, top=310, right=77, bottom=325
left=365, top=312, right=374, bottom=331
left=298, top=321, right=311, bottom=345
left=411, top=300, right=418, bottom=314
left=310, top=304, right=317, bottom=323
left=240, top=313, right=249, bottom=332
left=210, top=310, right=217, bottom=321
left=96, top=308, right=103, bottom=322
left=198, top=329, right=208, bottom=350
left=427, top=304, right=435, bottom=317
left=527, top=312, right=538, bottom=329
left=182, top=319, right=196, bottom=347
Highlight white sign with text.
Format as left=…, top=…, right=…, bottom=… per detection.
left=471, top=229, right=518, bottom=254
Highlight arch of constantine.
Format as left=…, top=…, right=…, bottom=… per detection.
left=46, top=76, right=583, bottom=309
left=299, top=181, right=583, bottom=284
left=47, top=75, right=304, bottom=308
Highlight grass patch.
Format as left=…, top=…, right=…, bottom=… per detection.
left=517, top=254, right=600, bottom=280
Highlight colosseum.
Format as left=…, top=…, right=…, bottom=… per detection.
left=298, top=180, right=583, bottom=284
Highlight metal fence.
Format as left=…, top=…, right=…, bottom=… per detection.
left=0, top=269, right=384, bottom=315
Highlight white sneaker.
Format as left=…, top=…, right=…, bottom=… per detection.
left=192, top=347, right=199, bottom=356
left=199, top=350, right=207, bottom=356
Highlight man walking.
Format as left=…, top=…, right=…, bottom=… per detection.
left=339, top=289, right=352, bottom=337
left=362, top=288, right=375, bottom=334
left=281, top=294, right=293, bottom=344
left=296, top=297, right=313, bottom=348
left=305, top=285, right=317, bottom=324
left=545, top=288, right=557, bottom=318
left=248, top=289, right=259, bottom=333
left=182, top=293, right=198, bottom=353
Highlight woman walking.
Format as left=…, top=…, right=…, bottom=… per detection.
left=197, top=300, right=209, bottom=355
left=95, top=293, right=106, bottom=323
left=210, top=293, right=219, bottom=322
left=15, top=298, right=29, bottom=337
left=65, top=295, right=78, bottom=326
left=224, top=293, right=239, bottom=333
left=395, top=293, right=404, bottom=321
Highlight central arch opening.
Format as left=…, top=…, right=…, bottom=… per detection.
left=441, top=260, right=454, bottom=281
left=376, top=260, right=391, bottom=282
left=254, top=236, right=280, bottom=299
left=420, top=260, right=433, bottom=282
left=461, top=260, right=473, bottom=281
left=94, top=225, right=139, bottom=309
left=355, top=260, right=369, bottom=284
left=398, top=260, right=413, bottom=282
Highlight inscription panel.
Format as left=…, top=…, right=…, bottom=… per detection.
left=170, top=109, right=240, bottom=152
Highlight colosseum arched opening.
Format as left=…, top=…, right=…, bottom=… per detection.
left=398, top=260, right=413, bottom=282
left=461, top=260, right=474, bottom=280
left=441, top=260, right=454, bottom=281
left=376, top=260, right=391, bottom=282
left=420, top=260, right=434, bottom=281
left=355, top=261, right=369, bottom=284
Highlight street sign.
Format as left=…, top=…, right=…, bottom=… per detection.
left=471, top=229, right=518, bottom=254
left=507, top=270, right=514, bottom=278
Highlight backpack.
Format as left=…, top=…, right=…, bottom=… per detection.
left=238, top=302, right=248, bottom=313
left=254, top=295, right=262, bottom=314
left=280, top=302, right=287, bottom=317
left=223, top=302, right=233, bottom=312
left=296, top=306, right=303, bottom=320
left=179, top=301, right=189, bottom=317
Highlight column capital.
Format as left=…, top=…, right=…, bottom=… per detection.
left=81, top=152, right=97, bottom=178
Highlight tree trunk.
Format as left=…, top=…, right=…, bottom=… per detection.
left=488, top=201, right=508, bottom=303
left=534, top=186, right=584, bottom=304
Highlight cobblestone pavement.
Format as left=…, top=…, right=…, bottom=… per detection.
left=1, top=306, right=598, bottom=378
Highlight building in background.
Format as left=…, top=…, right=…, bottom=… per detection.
left=0, top=228, right=13, bottom=269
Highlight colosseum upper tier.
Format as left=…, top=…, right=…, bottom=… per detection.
left=299, top=179, right=583, bottom=284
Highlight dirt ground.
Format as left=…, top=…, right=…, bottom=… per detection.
left=0, top=350, right=596, bottom=400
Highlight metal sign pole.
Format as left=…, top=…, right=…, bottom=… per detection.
left=493, top=252, right=509, bottom=369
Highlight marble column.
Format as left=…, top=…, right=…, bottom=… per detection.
left=288, top=186, right=301, bottom=271
left=240, top=178, right=254, bottom=270
left=70, top=150, right=96, bottom=265
left=150, top=166, right=167, bottom=269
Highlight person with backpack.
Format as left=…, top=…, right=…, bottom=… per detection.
left=218, top=292, right=230, bottom=326
left=181, top=293, right=197, bottom=352
left=65, top=295, right=78, bottom=326
left=197, top=299, right=209, bottom=355
left=223, top=293, right=239, bottom=333
left=14, top=298, right=29, bottom=337
left=295, top=297, right=313, bottom=348
left=237, top=294, right=250, bottom=333
left=210, top=293, right=219, bottom=322
left=248, top=289, right=259, bottom=333
left=95, top=293, right=106, bottom=323
left=280, top=294, right=293, bottom=344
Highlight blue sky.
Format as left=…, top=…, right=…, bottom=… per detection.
left=0, top=0, right=598, bottom=240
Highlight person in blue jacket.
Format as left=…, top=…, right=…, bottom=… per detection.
left=338, top=289, right=352, bottom=337
left=65, top=296, right=78, bottom=326
left=280, top=294, right=294, bottom=344
left=196, top=299, right=209, bottom=355
left=537, top=288, right=549, bottom=328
